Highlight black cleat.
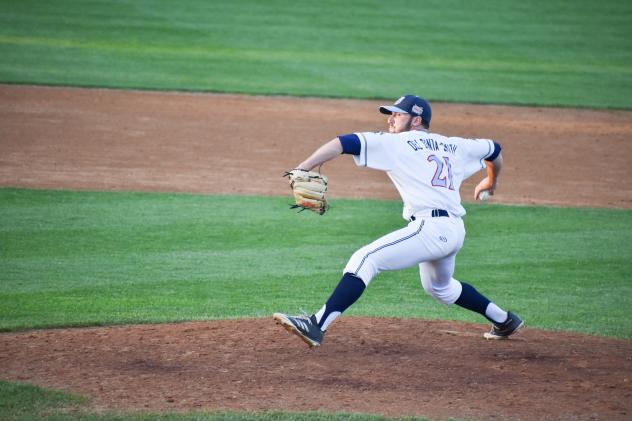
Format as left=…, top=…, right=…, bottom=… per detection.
left=273, top=312, right=324, bottom=347
left=484, top=311, right=524, bottom=340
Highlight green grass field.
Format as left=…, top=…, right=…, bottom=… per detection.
left=1, top=0, right=631, bottom=108
left=2, top=188, right=630, bottom=338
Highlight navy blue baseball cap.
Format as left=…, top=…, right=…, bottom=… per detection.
left=379, top=94, right=432, bottom=126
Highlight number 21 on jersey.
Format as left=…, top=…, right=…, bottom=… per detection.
left=427, top=155, right=454, bottom=190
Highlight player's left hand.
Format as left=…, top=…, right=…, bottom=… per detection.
left=284, top=169, right=329, bottom=215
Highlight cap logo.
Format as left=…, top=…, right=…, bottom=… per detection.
left=412, top=104, right=423, bottom=115
left=394, top=96, right=406, bottom=105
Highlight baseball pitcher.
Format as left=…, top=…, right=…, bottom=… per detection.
left=276, top=94, right=524, bottom=347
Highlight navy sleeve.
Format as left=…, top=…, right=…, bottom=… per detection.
left=338, top=134, right=361, bottom=156
left=485, top=141, right=501, bottom=161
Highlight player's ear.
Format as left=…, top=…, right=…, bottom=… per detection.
left=411, top=115, right=423, bottom=128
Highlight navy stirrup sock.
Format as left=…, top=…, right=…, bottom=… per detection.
left=455, top=281, right=494, bottom=322
left=317, top=272, right=366, bottom=329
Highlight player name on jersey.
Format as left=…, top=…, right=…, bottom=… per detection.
left=407, top=137, right=458, bottom=154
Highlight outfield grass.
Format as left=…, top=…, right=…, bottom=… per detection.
left=0, top=380, right=87, bottom=420
left=1, top=188, right=630, bottom=338
left=0, top=0, right=630, bottom=108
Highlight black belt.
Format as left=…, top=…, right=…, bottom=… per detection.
left=410, top=209, right=449, bottom=221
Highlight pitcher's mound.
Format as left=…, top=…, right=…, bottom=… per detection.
left=1, top=317, right=630, bottom=420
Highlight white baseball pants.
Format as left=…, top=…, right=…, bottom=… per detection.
left=343, top=215, right=466, bottom=304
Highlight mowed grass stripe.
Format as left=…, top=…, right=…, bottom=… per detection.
left=1, top=188, right=631, bottom=337
left=0, top=0, right=630, bottom=108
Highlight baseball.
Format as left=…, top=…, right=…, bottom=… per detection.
left=479, top=190, right=490, bottom=201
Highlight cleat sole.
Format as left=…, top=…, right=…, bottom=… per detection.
left=484, top=320, right=525, bottom=340
left=273, top=313, right=320, bottom=348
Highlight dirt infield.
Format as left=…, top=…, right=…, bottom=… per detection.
left=1, top=84, right=631, bottom=420
left=1, top=84, right=631, bottom=207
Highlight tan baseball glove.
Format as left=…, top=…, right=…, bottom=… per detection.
left=284, top=169, right=329, bottom=215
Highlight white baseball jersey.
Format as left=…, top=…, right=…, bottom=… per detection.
left=350, top=130, right=497, bottom=220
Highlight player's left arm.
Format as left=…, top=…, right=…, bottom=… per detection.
left=474, top=150, right=503, bottom=200
left=295, top=132, right=390, bottom=172
left=296, top=138, right=343, bottom=171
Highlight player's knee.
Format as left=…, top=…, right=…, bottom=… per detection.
left=343, top=248, right=378, bottom=286
left=422, top=278, right=461, bottom=305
